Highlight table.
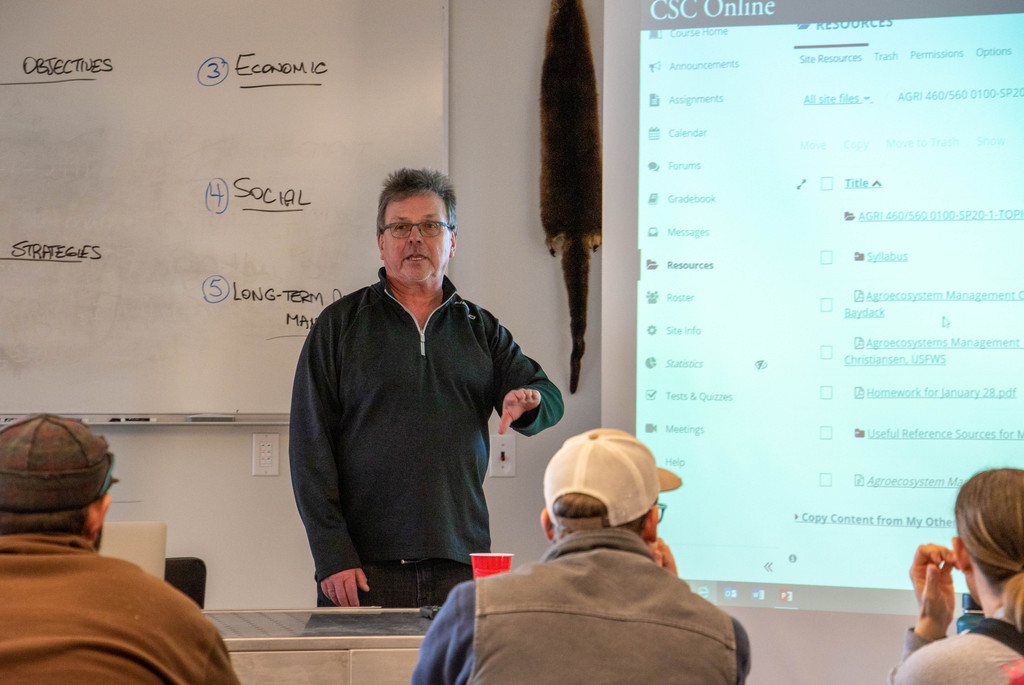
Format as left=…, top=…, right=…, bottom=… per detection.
left=206, top=608, right=431, bottom=685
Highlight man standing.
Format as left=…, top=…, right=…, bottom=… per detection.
left=0, top=414, right=241, bottom=684
left=289, top=168, right=564, bottom=608
left=411, top=428, right=751, bottom=684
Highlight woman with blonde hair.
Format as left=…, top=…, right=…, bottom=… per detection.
left=890, top=468, right=1024, bottom=683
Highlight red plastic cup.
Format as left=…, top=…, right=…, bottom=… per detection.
left=470, top=553, right=514, bottom=578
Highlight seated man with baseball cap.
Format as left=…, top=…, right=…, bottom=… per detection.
left=0, top=414, right=241, bottom=684
left=411, top=428, right=750, bottom=684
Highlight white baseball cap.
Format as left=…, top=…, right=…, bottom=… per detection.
left=543, top=428, right=682, bottom=526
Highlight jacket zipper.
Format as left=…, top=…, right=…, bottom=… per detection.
left=386, top=289, right=457, bottom=357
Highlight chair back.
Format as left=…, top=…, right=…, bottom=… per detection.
left=165, top=556, right=207, bottom=608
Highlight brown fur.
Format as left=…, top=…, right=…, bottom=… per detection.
left=540, top=0, right=602, bottom=394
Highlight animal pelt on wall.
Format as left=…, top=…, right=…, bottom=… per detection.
left=540, top=0, right=601, bottom=394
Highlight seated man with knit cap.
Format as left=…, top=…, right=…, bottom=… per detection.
left=0, top=414, right=240, bottom=684
left=411, top=428, right=750, bottom=684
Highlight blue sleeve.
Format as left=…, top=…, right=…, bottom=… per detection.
left=411, top=581, right=477, bottom=685
left=733, top=617, right=751, bottom=685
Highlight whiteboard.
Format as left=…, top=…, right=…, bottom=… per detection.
left=0, top=0, right=447, bottom=417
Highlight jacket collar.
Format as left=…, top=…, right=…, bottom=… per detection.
left=541, top=528, right=653, bottom=564
left=376, top=267, right=458, bottom=303
left=0, top=532, right=96, bottom=555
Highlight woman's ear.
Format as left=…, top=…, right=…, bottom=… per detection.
left=952, top=536, right=973, bottom=573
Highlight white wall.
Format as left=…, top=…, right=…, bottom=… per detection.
left=450, top=0, right=604, bottom=567
left=104, top=426, right=312, bottom=608
left=102, top=0, right=604, bottom=610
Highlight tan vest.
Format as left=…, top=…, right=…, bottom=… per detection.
left=470, top=529, right=740, bottom=684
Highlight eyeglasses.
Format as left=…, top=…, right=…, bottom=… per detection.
left=656, top=502, right=667, bottom=522
left=383, top=220, right=452, bottom=239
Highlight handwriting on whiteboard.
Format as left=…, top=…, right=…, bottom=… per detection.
left=2, top=241, right=102, bottom=262
left=197, top=53, right=329, bottom=88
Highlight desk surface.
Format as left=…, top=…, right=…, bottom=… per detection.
left=207, top=609, right=431, bottom=652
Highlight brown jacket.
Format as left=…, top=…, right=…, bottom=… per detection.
left=0, top=533, right=240, bottom=684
